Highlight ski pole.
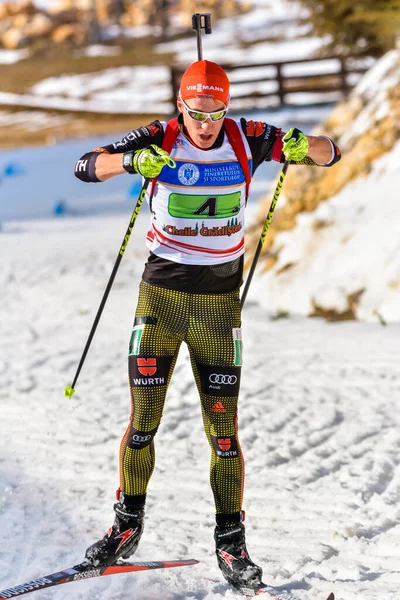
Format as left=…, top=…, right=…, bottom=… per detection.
left=192, top=13, right=212, bottom=61
left=240, top=160, right=290, bottom=308
left=64, top=179, right=149, bottom=398
left=66, top=14, right=212, bottom=400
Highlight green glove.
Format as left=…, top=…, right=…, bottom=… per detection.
left=282, top=128, right=309, bottom=161
left=133, top=144, right=176, bottom=178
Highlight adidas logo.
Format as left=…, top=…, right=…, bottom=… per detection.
left=211, top=401, right=226, bottom=413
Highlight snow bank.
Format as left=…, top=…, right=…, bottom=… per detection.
left=251, top=140, right=400, bottom=322
left=249, top=50, right=400, bottom=323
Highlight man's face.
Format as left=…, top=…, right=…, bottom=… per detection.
left=177, top=96, right=227, bottom=149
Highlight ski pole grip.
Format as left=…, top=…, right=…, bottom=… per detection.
left=291, top=127, right=302, bottom=141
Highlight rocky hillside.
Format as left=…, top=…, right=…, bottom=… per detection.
left=246, top=49, right=400, bottom=322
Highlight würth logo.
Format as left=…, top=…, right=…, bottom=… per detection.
left=218, top=438, right=231, bottom=451
left=211, top=401, right=226, bottom=413
left=137, top=358, right=157, bottom=376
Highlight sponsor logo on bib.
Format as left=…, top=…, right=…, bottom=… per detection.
left=178, top=163, right=200, bottom=186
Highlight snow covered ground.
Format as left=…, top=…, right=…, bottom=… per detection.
left=1, top=200, right=400, bottom=600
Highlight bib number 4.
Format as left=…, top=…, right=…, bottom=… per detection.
left=169, top=192, right=241, bottom=219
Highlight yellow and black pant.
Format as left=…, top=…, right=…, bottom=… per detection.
left=119, top=280, right=244, bottom=517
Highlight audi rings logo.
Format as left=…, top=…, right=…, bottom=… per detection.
left=209, top=374, right=238, bottom=385
left=132, top=434, right=152, bottom=443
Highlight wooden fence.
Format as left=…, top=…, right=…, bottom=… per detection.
left=170, top=55, right=372, bottom=111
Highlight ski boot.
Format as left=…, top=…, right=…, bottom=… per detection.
left=215, top=521, right=262, bottom=592
left=85, top=500, right=144, bottom=567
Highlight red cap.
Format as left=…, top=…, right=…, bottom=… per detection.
left=179, top=60, right=230, bottom=106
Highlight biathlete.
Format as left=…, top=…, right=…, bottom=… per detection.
left=75, top=59, right=341, bottom=591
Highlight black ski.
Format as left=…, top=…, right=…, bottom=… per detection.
left=0, top=558, right=199, bottom=598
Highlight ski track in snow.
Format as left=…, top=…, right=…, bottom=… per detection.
left=0, top=213, right=399, bottom=600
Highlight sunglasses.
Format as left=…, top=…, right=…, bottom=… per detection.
left=180, top=97, right=228, bottom=123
